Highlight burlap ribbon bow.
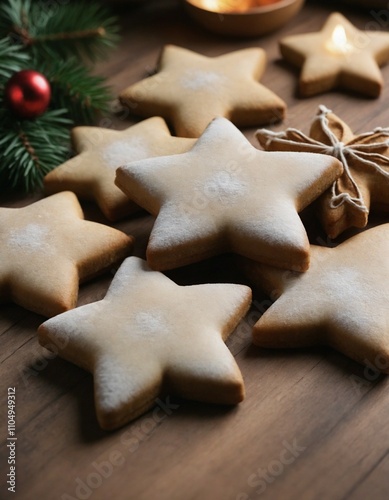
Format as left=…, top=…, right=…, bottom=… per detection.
left=256, top=105, right=389, bottom=238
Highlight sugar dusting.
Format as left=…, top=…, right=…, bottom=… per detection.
left=283, top=264, right=389, bottom=335
left=44, top=303, right=100, bottom=343
left=95, top=356, right=134, bottom=411
left=102, top=138, right=150, bottom=169
left=152, top=201, right=217, bottom=248
left=8, top=223, right=50, bottom=252
left=180, top=70, right=224, bottom=91
left=201, top=171, right=247, bottom=205
left=132, top=310, right=169, bottom=337
left=315, top=266, right=386, bottom=308
left=318, top=266, right=386, bottom=332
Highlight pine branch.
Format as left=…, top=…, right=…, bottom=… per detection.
left=0, top=0, right=119, bottom=62
left=42, top=57, right=113, bottom=124
left=0, top=37, right=29, bottom=81
left=0, top=1, right=119, bottom=194
left=0, top=108, right=72, bottom=192
left=0, top=0, right=30, bottom=43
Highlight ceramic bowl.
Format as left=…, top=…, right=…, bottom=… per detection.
left=184, top=0, right=305, bottom=37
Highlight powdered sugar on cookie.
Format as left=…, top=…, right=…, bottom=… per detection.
left=316, top=266, right=386, bottom=332
left=180, top=70, right=224, bottom=91
left=38, top=256, right=251, bottom=429
left=102, top=138, right=150, bottom=170
left=250, top=224, right=389, bottom=372
left=132, top=310, right=169, bottom=337
left=95, top=356, right=135, bottom=412
left=7, top=223, right=51, bottom=253
left=201, top=171, right=247, bottom=205
left=116, top=117, right=342, bottom=271
left=0, top=192, right=133, bottom=317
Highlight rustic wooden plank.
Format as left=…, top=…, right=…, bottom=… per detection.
left=11, top=347, right=386, bottom=499
left=1, top=1, right=389, bottom=499
left=350, top=452, right=389, bottom=500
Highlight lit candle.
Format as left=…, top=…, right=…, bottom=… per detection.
left=199, top=0, right=253, bottom=13
left=326, top=25, right=354, bottom=55
left=192, top=0, right=282, bottom=14
left=184, top=0, right=305, bottom=37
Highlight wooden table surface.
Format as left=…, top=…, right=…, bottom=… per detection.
left=2, top=0, right=389, bottom=498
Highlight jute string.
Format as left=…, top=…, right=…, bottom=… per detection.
left=259, top=105, right=389, bottom=211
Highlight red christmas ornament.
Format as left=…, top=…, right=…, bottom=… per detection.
left=4, top=70, right=51, bottom=119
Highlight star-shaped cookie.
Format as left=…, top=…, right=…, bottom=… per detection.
left=244, top=224, right=389, bottom=372
left=38, top=256, right=251, bottom=430
left=119, top=44, right=286, bottom=138
left=44, top=117, right=195, bottom=221
left=280, top=12, right=389, bottom=97
left=256, top=105, right=389, bottom=238
left=0, top=192, right=133, bottom=317
left=115, top=117, right=343, bottom=272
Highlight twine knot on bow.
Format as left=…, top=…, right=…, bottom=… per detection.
left=257, top=105, right=389, bottom=213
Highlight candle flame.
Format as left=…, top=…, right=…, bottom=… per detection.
left=332, top=25, right=348, bottom=49
left=202, top=0, right=222, bottom=11
left=198, top=0, right=254, bottom=13
left=192, top=0, right=282, bottom=13
left=328, top=25, right=354, bottom=54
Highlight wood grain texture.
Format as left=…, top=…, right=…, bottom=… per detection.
left=1, top=0, right=389, bottom=498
